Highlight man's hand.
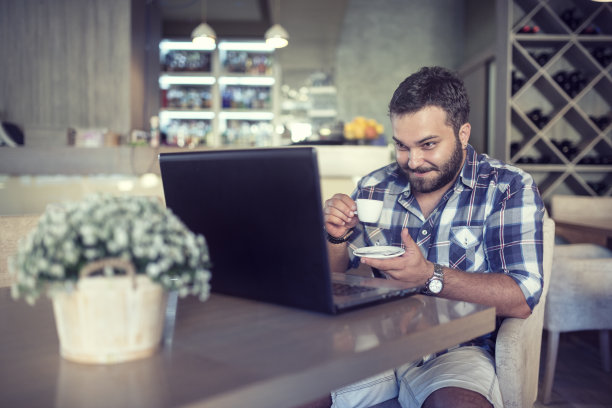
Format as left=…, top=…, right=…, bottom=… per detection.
left=362, top=229, right=533, bottom=318
left=361, top=228, right=433, bottom=287
left=323, top=193, right=359, bottom=238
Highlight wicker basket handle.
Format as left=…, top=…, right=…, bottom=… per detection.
left=79, top=258, right=138, bottom=289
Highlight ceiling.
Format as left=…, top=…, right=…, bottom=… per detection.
left=158, top=0, right=349, bottom=40
left=159, top=0, right=268, bottom=22
left=158, top=0, right=349, bottom=87
left=159, top=0, right=271, bottom=38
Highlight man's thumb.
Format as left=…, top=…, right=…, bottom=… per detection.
left=401, top=228, right=415, bottom=247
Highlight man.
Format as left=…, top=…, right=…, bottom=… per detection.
left=324, top=66, right=545, bottom=408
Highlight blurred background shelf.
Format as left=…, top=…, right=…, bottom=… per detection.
left=158, top=39, right=281, bottom=148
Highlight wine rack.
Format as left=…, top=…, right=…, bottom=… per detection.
left=496, top=0, right=612, bottom=200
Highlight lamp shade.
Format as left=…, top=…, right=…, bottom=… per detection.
left=265, top=23, right=289, bottom=48
left=191, top=22, right=217, bottom=48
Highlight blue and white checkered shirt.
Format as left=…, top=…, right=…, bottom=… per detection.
left=347, top=144, right=545, bottom=353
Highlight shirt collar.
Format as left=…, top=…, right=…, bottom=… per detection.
left=458, top=144, right=478, bottom=190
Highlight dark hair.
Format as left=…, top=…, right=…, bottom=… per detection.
left=388, top=66, right=470, bottom=136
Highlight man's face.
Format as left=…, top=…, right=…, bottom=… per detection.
left=392, top=106, right=470, bottom=194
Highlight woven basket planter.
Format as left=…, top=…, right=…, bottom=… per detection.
left=51, top=258, right=168, bottom=364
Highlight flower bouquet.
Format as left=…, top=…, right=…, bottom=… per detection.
left=9, top=194, right=213, bottom=363
left=10, top=194, right=212, bottom=303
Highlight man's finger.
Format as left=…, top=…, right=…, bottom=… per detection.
left=360, top=256, right=403, bottom=270
left=401, top=228, right=416, bottom=247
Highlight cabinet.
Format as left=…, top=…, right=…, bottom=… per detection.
left=158, top=40, right=280, bottom=148
left=495, top=0, right=612, bottom=200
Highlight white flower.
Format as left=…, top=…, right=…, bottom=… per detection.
left=50, top=264, right=64, bottom=278
left=36, top=258, right=49, bottom=271
left=9, top=194, right=212, bottom=303
left=146, top=263, right=161, bottom=277
left=113, top=228, right=128, bottom=248
left=84, top=249, right=99, bottom=260
left=80, top=225, right=97, bottom=246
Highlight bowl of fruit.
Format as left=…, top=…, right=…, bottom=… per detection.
left=343, top=116, right=384, bottom=144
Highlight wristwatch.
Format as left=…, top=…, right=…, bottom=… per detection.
left=422, top=263, right=444, bottom=295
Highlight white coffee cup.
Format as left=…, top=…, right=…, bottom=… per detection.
left=355, top=199, right=383, bottom=223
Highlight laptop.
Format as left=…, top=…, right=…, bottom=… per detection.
left=158, top=147, right=417, bottom=314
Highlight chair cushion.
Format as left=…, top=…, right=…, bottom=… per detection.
left=545, top=247, right=612, bottom=332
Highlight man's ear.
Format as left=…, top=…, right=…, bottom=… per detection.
left=459, top=123, right=471, bottom=148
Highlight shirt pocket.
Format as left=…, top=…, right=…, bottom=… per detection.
left=449, top=226, right=485, bottom=271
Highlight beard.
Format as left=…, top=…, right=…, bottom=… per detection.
left=402, top=138, right=464, bottom=194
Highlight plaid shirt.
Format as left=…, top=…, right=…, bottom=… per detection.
left=347, top=144, right=545, bottom=353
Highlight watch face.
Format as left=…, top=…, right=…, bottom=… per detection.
left=428, top=279, right=443, bottom=294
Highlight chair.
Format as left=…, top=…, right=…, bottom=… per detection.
left=549, top=195, right=612, bottom=220
left=495, top=215, right=555, bottom=408
left=550, top=194, right=612, bottom=246
left=296, top=216, right=555, bottom=408
left=0, top=214, right=40, bottom=288
left=540, top=195, right=612, bottom=404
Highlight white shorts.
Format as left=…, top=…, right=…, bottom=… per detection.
left=331, top=346, right=503, bottom=408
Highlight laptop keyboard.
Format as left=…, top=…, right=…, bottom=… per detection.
left=332, top=282, right=377, bottom=296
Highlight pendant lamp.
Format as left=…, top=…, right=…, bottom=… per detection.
left=192, top=0, right=216, bottom=48
left=265, top=0, right=289, bottom=48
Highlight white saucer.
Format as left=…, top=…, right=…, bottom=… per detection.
left=353, top=246, right=405, bottom=259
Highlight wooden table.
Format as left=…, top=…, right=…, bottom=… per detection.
left=0, top=288, right=495, bottom=408
left=554, top=217, right=612, bottom=250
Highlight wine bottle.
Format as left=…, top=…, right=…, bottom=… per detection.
left=581, top=24, right=601, bottom=35
left=511, top=70, right=525, bottom=95
left=526, top=108, right=549, bottom=129
left=510, top=142, right=521, bottom=157
left=590, top=47, right=611, bottom=67
left=536, top=52, right=550, bottom=66
left=587, top=181, right=606, bottom=195
left=558, top=139, right=578, bottom=160
left=519, top=25, right=540, bottom=34
left=590, top=115, right=610, bottom=130
left=527, top=108, right=542, bottom=127
left=560, top=8, right=581, bottom=31
left=553, top=70, right=568, bottom=86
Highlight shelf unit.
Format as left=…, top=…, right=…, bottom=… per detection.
left=307, top=85, right=339, bottom=137
left=278, top=84, right=340, bottom=144
left=495, top=0, right=612, bottom=201
left=158, top=40, right=281, bottom=148
left=307, top=86, right=338, bottom=119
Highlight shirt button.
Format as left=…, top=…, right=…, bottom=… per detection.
left=421, top=230, right=428, bottom=235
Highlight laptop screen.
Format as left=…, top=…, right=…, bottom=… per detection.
left=159, top=147, right=336, bottom=313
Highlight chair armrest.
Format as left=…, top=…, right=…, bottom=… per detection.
left=495, top=301, right=546, bottom=408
